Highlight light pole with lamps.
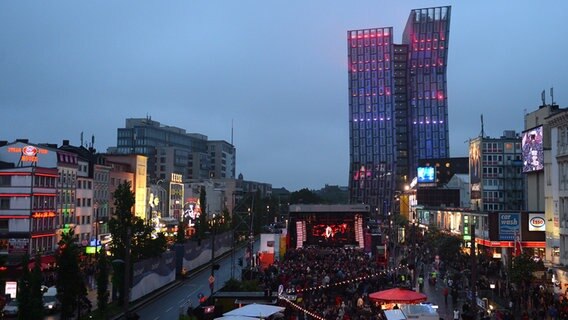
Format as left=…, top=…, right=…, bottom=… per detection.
left=93, top=202, right=99, bottom=258
left=209, top=213, right=223, bottom=296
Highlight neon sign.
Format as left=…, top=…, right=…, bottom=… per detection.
left=32, top=212, right=56, bottom=218
left=171, top=173, right=183, bottom=183
left=7, top=146, right=48, bottom=163
left=183, top=198, right=201, bottom=227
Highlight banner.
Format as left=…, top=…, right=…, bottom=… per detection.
left=131, top=251, right=176, bottom=301
left=181, top=231, right=232, bottom=272
left=259, top=233, right=276, bottom=270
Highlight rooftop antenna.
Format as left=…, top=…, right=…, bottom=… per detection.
left=231, top=119, right=234, bottom=145
left=480, top=114, right=485, bottom=138
left=551, top=87, right=555, bottom=106
left=80, top=131, right=84, bottom=146
left=91, top=135, right=95, bottom=149
left=541, top=89, right=546, bottom=107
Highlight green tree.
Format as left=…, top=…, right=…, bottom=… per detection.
left=219, top=208, right=232, bottom=233
left=96, top=247, right=110, bottom=317
left=29, top=255, right=45, bottom=319
left=17, top=254, right=31, bottom=320
left=289, top=188, right=322, bottom=204
left=510, top=253, right=536, bottom=288
left=108, top=181, right=135, bottom=304
left=421, top=228, right=462, bottom=263
left=176, top=221, right=187, bottom=244
left=316, top=185, right=349, bottom=204
left=108, top=181, right=167, bottom=304
left=130, top=217, right=167, bottom=261
left=56, top=228, right=88, bottom=319
left=109, top=181, right=136, bottom=259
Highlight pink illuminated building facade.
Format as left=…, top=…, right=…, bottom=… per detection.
left=348, top=6, right=451, bottom=215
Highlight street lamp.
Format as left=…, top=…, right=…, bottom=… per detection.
left=94, top=202, right=99, bottom=258
left=209, top=213, right=223, bottom=296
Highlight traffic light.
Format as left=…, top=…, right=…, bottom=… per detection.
left=238, top=258, right=243, bottom=266
left=213, top=264, right=220, bottom=270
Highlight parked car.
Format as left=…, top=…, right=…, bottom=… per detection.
left=2, top=300, right=18, bottom=318
left=43, top=295, right=60, bottom=313
left=43, top=286, right=60, bottom=313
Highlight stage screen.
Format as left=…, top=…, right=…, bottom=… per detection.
left=305, top=216, right=356, bottom=247
left=522, top=126, right=544, bottom=173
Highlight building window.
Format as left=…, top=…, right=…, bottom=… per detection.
left=0, top=199, right=9, bottom=210
left=0, top=176, right=10, bottom=186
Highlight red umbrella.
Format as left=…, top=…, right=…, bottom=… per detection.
left=368, top=288, right=427, bottom=304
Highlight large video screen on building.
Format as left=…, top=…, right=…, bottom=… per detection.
left=469, top=140, right=482, bottom=200
left=417, top=166, right=435, bottom=183
left=522, top=126, right=544, bottom=173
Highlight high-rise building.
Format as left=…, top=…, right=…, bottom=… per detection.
left=348, top=6, right=451, bottom=215
left=110, top=117, right=235, bottom=182
left=207, top=140, right=236, bottom=179
left=468, top=131, right=524, bottom=212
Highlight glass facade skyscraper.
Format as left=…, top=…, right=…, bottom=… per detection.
left=348, top=6, right=451, bottom=214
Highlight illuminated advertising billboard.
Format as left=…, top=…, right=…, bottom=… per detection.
left=417, top=167, right=435, bottom=184
left=522, top=126, right=544, bottom=173
left=528, top=213, right=545, bottom=231
left=183, top=197, right=201, bottom=227
left=498, top=213, right=520, bottom=241
left=469, top=140, right=482, bottom=200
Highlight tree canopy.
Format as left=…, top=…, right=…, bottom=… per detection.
left=56, top=228, right=88, bottom=319
left=510, top=253, right=537, bottom=286
left=108, top=181, right=166, bottom=262
left=289, top=188, right=322, bottom=204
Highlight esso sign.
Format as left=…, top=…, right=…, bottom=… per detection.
left=529, top=215, right=545, bottom=231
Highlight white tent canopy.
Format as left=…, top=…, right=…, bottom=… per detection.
left=223, top=303, right=285, bottom=318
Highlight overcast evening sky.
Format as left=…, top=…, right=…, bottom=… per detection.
left=1, top=1, right=567, bottom=191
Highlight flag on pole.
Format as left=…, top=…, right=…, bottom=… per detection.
left=514, top=230, right=523, bottom=257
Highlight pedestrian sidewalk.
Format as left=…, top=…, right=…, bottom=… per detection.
left=86, top=283, right=101, bottom=310
left=418, top=265, right=458, bottom=320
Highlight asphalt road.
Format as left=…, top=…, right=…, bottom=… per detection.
left=132, top=241, right=256, bottom=320
left=39, top=240, right=257, bottom=320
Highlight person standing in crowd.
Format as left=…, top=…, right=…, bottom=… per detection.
left=453, top=308, right=460, bottom=320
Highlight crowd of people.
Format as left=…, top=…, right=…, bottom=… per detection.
left=246, top=235, right=568, bottom=320
left=259, top=246, right=406, bottom=320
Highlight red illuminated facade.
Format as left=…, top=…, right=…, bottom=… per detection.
left=0, top=165, right=58, bottom=260
left=0, top=141, right=81, bottom=270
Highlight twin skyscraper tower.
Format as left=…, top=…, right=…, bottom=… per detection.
left=348, top=6, right=451, bottom=214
